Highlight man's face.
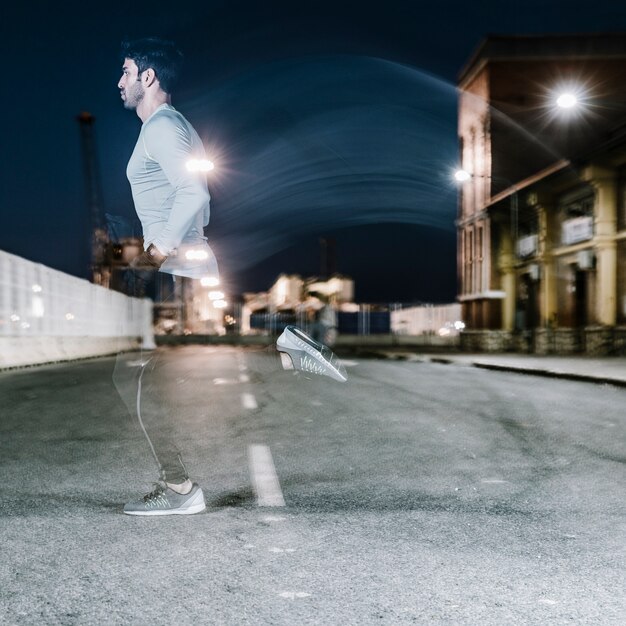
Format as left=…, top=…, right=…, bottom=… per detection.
left=118, top=58, right=144, bottom=110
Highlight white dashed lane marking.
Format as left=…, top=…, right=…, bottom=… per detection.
left=241, top=393, right=258, bottom=410
left=214, top=378, right=239, bottom=385
left=239, top=374, right=250, bottom=383
left=248, top=444, right=286, bottom=507
left=269, top=547, right=296, bottom=553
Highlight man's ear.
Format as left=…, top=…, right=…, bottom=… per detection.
left=143, top=68, right=157, bottom=87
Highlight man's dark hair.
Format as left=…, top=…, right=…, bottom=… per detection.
left=121, top=37, right=183, bottom=94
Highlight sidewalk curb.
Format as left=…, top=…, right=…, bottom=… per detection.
left=443, top=360, right=626, bottom=388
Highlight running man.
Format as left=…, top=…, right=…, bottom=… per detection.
left=114, top=37, right=346, bottom=516
left=115, top=38, right=216, bottom=515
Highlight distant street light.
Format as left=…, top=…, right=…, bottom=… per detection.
left=200, top=276, right=219, bottom=287
left=185, top=249, right=209, bottom=261
left=454, top=169, right=472, bottom=182
left=556, top=92, right=578, bottom=109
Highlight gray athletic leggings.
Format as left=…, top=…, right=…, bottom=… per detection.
left=113, top=347, right=190, bottom=484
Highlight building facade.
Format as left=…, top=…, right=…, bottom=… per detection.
left=457, top=34, right=626, bottom=353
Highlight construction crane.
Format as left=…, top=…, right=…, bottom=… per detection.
left=76, top=111, right=109, bottom=285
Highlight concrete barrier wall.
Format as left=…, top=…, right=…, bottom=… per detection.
left=0, top=250, right=154, bottom=368
left=391, top=303, right=462, bottom=336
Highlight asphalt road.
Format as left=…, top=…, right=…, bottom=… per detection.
left=1, top=346, right=624, bottom=625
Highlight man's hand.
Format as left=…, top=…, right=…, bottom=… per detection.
left=131, top=243, right=168, bottom=269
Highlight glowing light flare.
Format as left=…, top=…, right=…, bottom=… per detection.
left=186, top=159, right=214, bottom=173
left=32, top=284, right=42, bottom=293
left=547, top=82, right=588, bottom=118
left=185, top=249, right=209, bottom=261
left=454, top=169, right=471, bottom=182
left=200, top=276, right=220, bottom=287
left=556, top=92, right=578, bottom=109
left=213, top=300, right=227, bottom=309
left=208, top=291, right=225, bottom=301
left=10, top=314, right=20, bottom=322
left=65, top=313, right=75, bottom=321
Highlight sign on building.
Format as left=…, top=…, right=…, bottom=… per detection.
left=562, top=216, right=593, bottom=245
left=517, top=234, right=538, bottom=258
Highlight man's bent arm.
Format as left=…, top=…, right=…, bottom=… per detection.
left=144, top=116, right=210, bottom=255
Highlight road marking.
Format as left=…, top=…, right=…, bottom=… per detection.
left=239, top=374, right=250, bottom=383
left=481, top=479, right=509, bottom=484
left=214, top=377, right=239, bottom=385
left=241, top=393, right=258, bottom=409
left=263, top=515, right=287, bottom=522
left=279, top=592, right=311, bottom=599
left=269, top=547, right=296, bottom=553
left=248, top=444, right=286, bottom=507
left=340, top=360, right=358, bottom=367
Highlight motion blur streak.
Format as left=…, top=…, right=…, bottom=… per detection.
left=184, top=56, right=460, bottom=270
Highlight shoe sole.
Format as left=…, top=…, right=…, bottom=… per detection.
left=124, top=502, right=206, bottom=516
left=124, top=491, right=206, bottom=516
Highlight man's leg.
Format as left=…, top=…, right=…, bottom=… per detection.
left=112, top=268, right=205, bottom=515
left=112, top=348, right=206, bottom=515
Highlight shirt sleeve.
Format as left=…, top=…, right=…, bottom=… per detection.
left=142, top=114, right=211, bottom=255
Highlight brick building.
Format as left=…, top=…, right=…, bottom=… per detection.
left=457, top=34, right=626, bottom=353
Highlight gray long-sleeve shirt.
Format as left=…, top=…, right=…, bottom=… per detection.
left=127, top=103, right=218, bottom=279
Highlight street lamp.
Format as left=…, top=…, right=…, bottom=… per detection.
left=454, top=168, right=472, bottom=182
left=556, top=92, right=578, bottom=109
left=549, top=83, right=588, bottom=120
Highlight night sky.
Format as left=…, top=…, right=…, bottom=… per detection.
left=2, top=1, right=625, bottom=303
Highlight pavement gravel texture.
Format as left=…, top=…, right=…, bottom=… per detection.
left=1, top=346, right=625, bottom=625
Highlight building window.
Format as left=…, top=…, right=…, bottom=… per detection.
left=618, top=169, right=626, bottom=231
left=618, top=241, right=626, bottom=324
left=517, top=207, right=539, bottom=258
left=558, top=188, right=595, bottom=246
left=517, top=208, right=538, bottom=239
left=476, top=226, right=483, bottom=292
left=467, top=228, right=474, bottom=294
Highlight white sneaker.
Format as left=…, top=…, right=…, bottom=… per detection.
left=123, top=482, right=206, bottom=516
left=276, top=325, right=347, bottom=383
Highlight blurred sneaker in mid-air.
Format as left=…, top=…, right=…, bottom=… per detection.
left=276, top=325, right=348, bottom=383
